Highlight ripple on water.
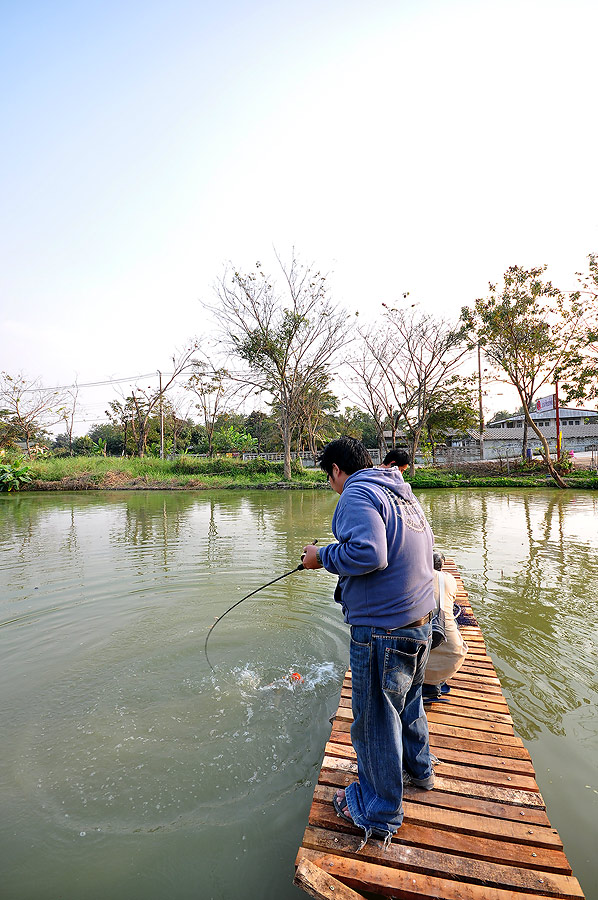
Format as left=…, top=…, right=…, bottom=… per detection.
left=14, top=647, right=341, bottom=837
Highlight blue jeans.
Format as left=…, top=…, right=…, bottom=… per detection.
left=345, top=622, right=432, bottom=841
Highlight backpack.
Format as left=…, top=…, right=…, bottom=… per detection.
left=430, top=572, right=447, bottom=649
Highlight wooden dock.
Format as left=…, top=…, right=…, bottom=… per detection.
left=295, top=560, right=585, bottom=900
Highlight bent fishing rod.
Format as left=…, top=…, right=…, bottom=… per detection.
left=204, top=540, right=317, bottom=675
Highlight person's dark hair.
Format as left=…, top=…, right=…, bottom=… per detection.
left=433, top=551, right=446, bottom=571
left=382, top=449, right=410, bottom=467
left=318, top=437, right=373, bottom=477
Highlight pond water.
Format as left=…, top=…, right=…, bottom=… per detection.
left=1, top=488, right=597, bottom=900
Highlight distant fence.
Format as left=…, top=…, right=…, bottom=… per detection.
left=241, top=449, right=383, bottom=467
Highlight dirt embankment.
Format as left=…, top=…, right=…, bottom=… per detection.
left=28, top=472, right=326, bottom=491
left=30, top=472, right=206, bottom=491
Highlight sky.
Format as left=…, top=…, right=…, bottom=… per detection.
left=2, top=0, right=597, bottom=433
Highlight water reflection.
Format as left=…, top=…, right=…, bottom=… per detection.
left=418, top=489, right=598, bottom=741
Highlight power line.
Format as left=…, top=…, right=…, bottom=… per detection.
left=24, top=369, right=261, bottom=393
left=25, top=373, right=167, bottom=392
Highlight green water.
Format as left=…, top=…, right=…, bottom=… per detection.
left=1, top=489, right=597, bottom=899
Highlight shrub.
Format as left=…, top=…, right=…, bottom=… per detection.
left=0, top=460, right=32, bottom=491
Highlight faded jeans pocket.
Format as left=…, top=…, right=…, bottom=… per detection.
left=382, top=646, right=419, bottom=696
left=350, top=625, right=372, bottom=647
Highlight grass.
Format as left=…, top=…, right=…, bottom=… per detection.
left=9, top=454, right=598, bottom=491
left=22, top=455, right=328, bottom=490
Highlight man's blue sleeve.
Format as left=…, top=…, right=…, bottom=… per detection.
left=318, top=488, right=388, bottom=575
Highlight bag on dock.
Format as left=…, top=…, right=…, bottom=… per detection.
left=430, top=573, right=447, bottom=648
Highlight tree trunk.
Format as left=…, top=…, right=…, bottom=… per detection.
left=524, top=410, right=567, bottom=489
left=282, top=420, right=292, bottom=480
left=522, top=418, right=528, bottom=458
left=408, top=426, right=424, bottom=477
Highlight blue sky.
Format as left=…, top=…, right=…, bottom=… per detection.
left=2, top=0, right=597, bottom=430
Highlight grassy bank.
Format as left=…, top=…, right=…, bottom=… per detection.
left=8, top=455, right=598, bottom=491
left=21, top=455, right=327, bottom=490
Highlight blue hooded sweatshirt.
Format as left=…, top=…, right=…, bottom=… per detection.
left=318, top=467, right=435, bottom=628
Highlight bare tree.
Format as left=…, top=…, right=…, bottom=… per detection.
left=0, top=371, right=66, bottom=455
left=185, top=363, right=243, bottom=456
left=128, top=342, right=201, bottom=457
left=210, top=252, right=350, bottom=479
left=344, top=339, right=394, bottom=453
left=347, top=307, right=469, bottom=473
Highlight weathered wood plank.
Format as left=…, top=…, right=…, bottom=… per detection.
left=294, top=857, right=367, bottom=900
left=306, top=808, right=573, bottom=876
left=311, top=785, right=563, bottom=848
left=301, top=825, right=584, bottom=896
left=325, top=739, right=537, bottom=778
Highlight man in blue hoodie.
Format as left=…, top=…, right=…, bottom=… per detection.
left=302, top=437, right=435, bottom=848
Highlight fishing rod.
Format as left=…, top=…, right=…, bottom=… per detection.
left=204, top=540, right=318, bottom=676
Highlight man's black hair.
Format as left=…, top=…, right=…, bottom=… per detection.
left=318, top=437, right=373, bottom=477
left=433, top=551, right=446, bottom=571
left=382, top=449, right=410, bottom=467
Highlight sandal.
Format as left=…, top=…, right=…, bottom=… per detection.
left=333, top=789, right=355, bottom=824
left=334, top=788, right=394, bottom=849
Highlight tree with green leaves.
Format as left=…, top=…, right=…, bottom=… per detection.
left=463, top=264, right=587, bottom=488
left=211, top=252, right=349, bottom=479
left=213, top=424, right=257, bottom=453
left=424, top=381, right=479, bottom=464
left=296, top=378, right=338, bottom=462
left=336, top=407, right=381, bottom=449
left=243, top=410, right=280, bottom=452
left=106, top=398, right=138, bottom=456
left=561, top=252, right=598, bottom=402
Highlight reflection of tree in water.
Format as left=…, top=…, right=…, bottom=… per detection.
left=418, top=490, right=487, bottom=553
left=108, top=492, right=204, bottom=582
left=239, top=489, right=336, bottom=571
left=60, top=506, right=79, bottom=555
left=478, top=492, right=598, bottom=741
left=2, top=494, right=78, bottom=555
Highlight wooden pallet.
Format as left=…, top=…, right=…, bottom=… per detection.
left=295, top=560, right=585, bottom=900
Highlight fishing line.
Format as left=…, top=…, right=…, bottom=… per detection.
left=204, top=540, right=318, bottom=677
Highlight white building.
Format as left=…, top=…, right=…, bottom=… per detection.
left=450, top=396, right=598, bottom=459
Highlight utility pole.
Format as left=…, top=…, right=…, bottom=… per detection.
left=477, top=341, right=484, bottom=460
left=554, top=380, right=561, bottom=460
left=158, top=370, right=164, bottom=459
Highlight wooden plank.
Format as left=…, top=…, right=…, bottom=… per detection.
left=296, top=848, right=582, bottom=900
left=325, top=739, right=537, bottom=778
left=294, top=857, right=367, bottom=900
left=320, top=755, right=545, bottom=808
left=300, top=827, right=584, bottom=896
left=304, top=815, right=573, bottom=878
left=312, top=788, right=564, bottom=850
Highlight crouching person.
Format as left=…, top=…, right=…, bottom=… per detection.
left=301, top=437, right=435, bottom=849
left=423, top=552, right=468, bottom=702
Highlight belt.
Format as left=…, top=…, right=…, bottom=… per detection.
left=384, top=611, right=432, bottom=632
